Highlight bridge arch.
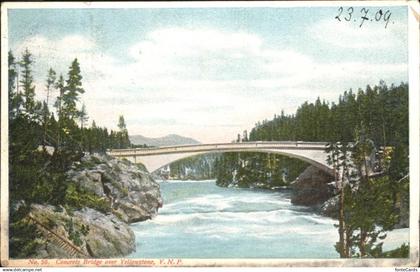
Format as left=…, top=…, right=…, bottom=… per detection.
left=107, top=141, right=333, bottom=175
left=141, top=149, right=332, bottom=175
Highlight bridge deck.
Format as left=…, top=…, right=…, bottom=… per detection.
left=109, top=141, right=329, bottom=157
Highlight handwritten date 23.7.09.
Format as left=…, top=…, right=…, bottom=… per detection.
left=335, top=7, right=393, bottom=28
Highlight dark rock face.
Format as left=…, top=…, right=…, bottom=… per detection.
left=27, top=153, right=162, bottom=258
left=67, top=154, right=163, bottom=223
left=290, top=166, right=335, bottom=206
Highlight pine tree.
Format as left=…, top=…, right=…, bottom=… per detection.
left=118, top=115, right=127, bottom=132
left=41, top=101, right=50, bottom=148
left=8, top=51, right=20, bottom=117
left=54, top=75, right=65, bottom=121
left=19, top=49, right=36, bottom=116
left=117, top=115, right=130, bottom=148
left=326, top=141, right=347, bottom=257
left=45, top=68, right=56, bottom=107
left=54, top=75, right=66, bottom=148
left=62, top=59, right=84, bottom=122
left=242, top=130, right=248, bottom=142
left=43, top=68, right=56, bottom=147
left=79, top=104, right=88, bottom=129
left=79, top=104, right=89, bottom=147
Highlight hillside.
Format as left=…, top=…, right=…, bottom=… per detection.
left=129, top=134, right=200, bottom=147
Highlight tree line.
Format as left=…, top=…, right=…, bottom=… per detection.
left=214, top=152, right=307, bottom=188
left=8, top=49, right=131, bottom=256
left=215, top=81, right=408, bottom=188
left=156, top=154, right=219, bottom=180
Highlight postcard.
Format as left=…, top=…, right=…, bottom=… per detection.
left=1, top=1, right=419, bottom=268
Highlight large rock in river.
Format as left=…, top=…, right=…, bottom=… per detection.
left=67, top=153, right=163, bottom=223
left=290, top=166, right=335, bottom=206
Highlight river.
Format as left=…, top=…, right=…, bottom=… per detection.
left=129, top=179, right=409, bottom=258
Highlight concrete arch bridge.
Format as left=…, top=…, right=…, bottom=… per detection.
left=107, top=141, right=334, bottom=175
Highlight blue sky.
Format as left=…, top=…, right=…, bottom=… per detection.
left=8, top=5, right=408, bottom=142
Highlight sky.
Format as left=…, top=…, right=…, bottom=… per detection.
left=7, top=5, right=408, bottom=143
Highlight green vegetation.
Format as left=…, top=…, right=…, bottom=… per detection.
left=9, top=204, right=42, bottom=258
left=8, top=49, right=132, bottom=257
left=66, top=218, right=83, bottom=246
left=157, top=154, right=219, bottom=180
left=326, top=138, right=407, bottom=258
left=64, top=183, right=111, bottom=213
left=214, top=81, right=409, bottom=258
left=381, top=243, right=409, bottom=258
left=215, top=152, right=307, bottom=188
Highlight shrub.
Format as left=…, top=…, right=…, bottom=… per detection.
left=64, top=182, right=111, bottom=213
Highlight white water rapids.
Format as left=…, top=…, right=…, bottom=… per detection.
left=129, top=180, right=409, bottom=258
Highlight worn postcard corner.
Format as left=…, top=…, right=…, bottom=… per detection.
left=1, top=1, right=419, bottom=268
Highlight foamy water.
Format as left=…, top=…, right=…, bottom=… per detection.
left=129, top=180, right=409, bottom=258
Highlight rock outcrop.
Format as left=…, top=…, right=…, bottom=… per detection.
left=28, top=204, right=135, bottom=258
left=26, top=153, right=162, bottom=258
left=67, top=154, right=163, bottom=223
left=290, top=166, right=335, bottom=206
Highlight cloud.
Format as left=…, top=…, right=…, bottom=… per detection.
left=12, top=27, right=407, bottom=142
left=129, top=27, right=262, bottom=60
left=126, top=27, right=265, bottom=82
left=16, top=35, right=99, bottom=71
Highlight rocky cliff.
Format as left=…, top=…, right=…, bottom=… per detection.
left=67, top=154, right=162, bottom=223
left=290, top=165, right=335, bottom=206
left=25, top=153, right=162, bottom=258
left=291, top=166, right=409, bottom=229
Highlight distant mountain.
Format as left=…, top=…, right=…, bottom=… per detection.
left=129, top=134, right=200, bottom=147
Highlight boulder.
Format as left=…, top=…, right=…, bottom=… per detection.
left=70, top=170, right=106, bottom=197
left=28, top=204, right=135, bottom=258
left=68, top=153, right=163, bottom=223
left=290, top=166, right=335, bottom=206
left=74, top=208, right=135, bottom=257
